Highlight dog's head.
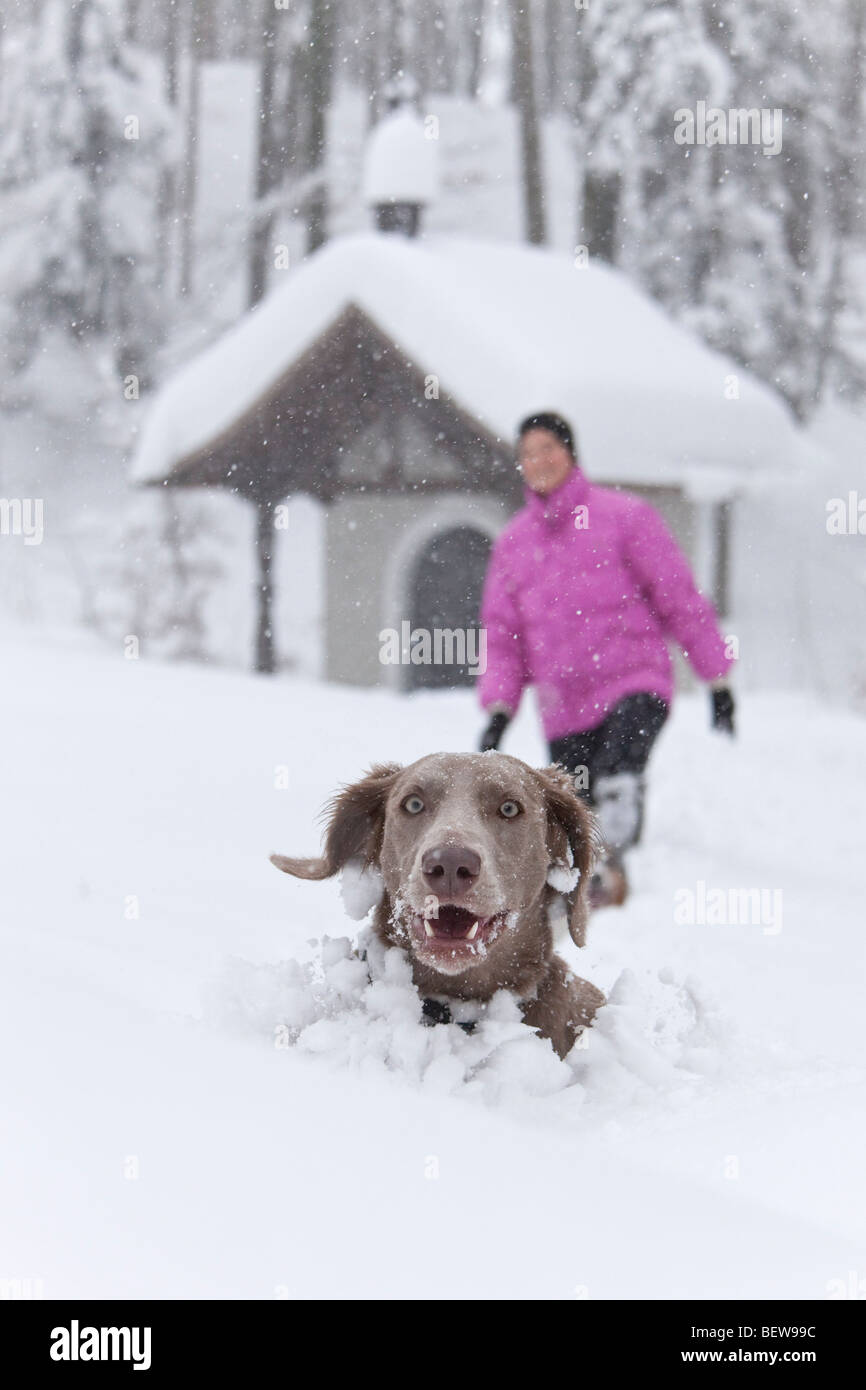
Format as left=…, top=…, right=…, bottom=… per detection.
left=271, top=752, right=598, bottom=980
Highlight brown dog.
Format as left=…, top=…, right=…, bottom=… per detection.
left=271, top=752, right=605, bottom=1058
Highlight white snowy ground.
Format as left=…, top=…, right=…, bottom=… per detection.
left=1, top=626, right=864, bottom=1300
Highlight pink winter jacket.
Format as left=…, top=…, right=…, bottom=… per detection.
left=478, top=466, right=733, bottom=739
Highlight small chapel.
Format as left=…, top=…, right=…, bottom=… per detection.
left=132, top=99, right=813, bottom=690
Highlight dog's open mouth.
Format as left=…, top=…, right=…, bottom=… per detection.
left=411, top=904, right=505, bottom=957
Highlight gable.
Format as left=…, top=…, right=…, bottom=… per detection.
left=155, top=304, right=518, bottom=503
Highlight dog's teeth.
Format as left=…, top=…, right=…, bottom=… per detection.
left=466, top=921, right=479, bottom=940
left=424, top=921, right=434, bottom=938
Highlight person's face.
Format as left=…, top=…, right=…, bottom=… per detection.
left=518, top=428, right=573, bottom=495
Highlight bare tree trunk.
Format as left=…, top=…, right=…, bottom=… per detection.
left=283, top=40, right=304, bottom=180
left=388, top=0, right=406, bottom=81
left=164, top=0, right=180, bottom=101
left=125, top=0, right=142, bottom=43
left=304, top=0, right=336, bottom=254
left=178, top=0, right=203, bottom=297
left=362, top=34, right=380, bottom=128
left=509, top=0, right=546, bottom=245
left=418, top=4, right=449, bottom=96
left=810, top=0, right=865, bottom=409
left=542, top=0, right=559, bottom=114
left=68, top=0, right=112, bottom=335
left=197, top=0, right=217, bottom=60
left=580, top=170, right=621, bottom=264
left=248, top=0, right=280, bottom=307
left=466, top=6, right=484, bottom=99
left=157, top=0, right=181, bottom=298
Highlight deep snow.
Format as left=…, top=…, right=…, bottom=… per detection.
left=1, top=625, right=864, bottom=1299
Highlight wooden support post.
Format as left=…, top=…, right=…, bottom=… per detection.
left=254, top=498, right=275, bottom=674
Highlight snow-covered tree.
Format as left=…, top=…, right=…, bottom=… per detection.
left=573, top=0, right=866, bottom=419
left=86, top=492, right=226, bottom=663
left=0, top=0, right=177, bottom=386
left=510, top=0, right=547, bottom=244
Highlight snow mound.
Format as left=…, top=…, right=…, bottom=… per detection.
left=546, top=860, right=580, bottom=893
left=205, top=931, right=726, bottom=1109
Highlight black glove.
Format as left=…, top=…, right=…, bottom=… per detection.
left=710, top=687, right=735, bottom=735
left=479, top=711, right=510, bottom=752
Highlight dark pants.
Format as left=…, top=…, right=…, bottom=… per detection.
left=549, top=694, right=668, bottom=853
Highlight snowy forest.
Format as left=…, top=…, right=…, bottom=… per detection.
left=3, top=0, right=866, bottom=414
left=2, top=0, right=865, bottom=1311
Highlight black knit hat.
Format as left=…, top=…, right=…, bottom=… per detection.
left=517, top=411, right=576, bottom=459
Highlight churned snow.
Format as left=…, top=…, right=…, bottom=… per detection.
left=1, top=625, right=864, bottom=1298
left=209, top=926, right=722, bottom=1106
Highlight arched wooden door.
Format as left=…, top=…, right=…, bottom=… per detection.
left=406, top=527, right=491, bottom=690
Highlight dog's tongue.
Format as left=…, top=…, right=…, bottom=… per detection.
left=433, top=905, right=478, bottom=938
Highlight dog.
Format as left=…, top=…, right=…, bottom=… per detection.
left=271, top=752, right=606, bottom=1059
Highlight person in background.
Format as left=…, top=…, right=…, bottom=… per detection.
left=478, top=411, right=735, bottom=907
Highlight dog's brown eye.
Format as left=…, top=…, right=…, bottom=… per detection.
left=403, top=794, right=425, bottom=815
left=500, top=800, right=521, bottom=818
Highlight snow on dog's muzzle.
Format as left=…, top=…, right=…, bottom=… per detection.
left=410, top=903, right=506, bottom=960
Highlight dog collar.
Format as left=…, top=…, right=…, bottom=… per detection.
left=421, top=997, right=477, bottom=1034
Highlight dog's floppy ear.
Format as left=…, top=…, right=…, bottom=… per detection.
left=270, top=762, right=402, bottom=881
left=536, top=763, right=600, bottom=948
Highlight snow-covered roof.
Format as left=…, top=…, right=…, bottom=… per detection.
left=132, top=234, right=813, bottom=490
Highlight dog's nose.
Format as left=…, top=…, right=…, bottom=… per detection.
left=421, top=845, right=481, bottom=899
